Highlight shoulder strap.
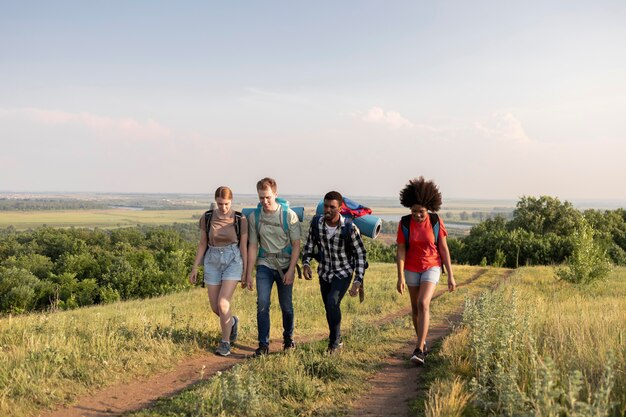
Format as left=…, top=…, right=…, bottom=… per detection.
left=254, top=205, right=262, bottom=238
left=342, top=216, right=354, bottom=257
left=429, top=213, right=440, bottom=245
left=429, top=212, right=446, bottom=275
left=312, top=214, right=322, bottom=244
left=204, top=210, right=214, bottom=240
left=255, top=201, right=292, bottom=257
left=234, top=211, right=242, bottom=243
left=400, top=214, right=411, bottom=250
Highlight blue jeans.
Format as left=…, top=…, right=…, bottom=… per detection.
left=319, top=277, right=351, bottom=348
left=256, top=265, right=294, bottom=347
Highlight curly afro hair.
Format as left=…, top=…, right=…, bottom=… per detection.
left=399, top=177, right=442, bottom=212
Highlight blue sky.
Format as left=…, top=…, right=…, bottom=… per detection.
left=1, top=1, right=625, bottom=200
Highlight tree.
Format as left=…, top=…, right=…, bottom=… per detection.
left=556, top=219, right=612, bottom=285
left=508, top=196, right=581, bottom=236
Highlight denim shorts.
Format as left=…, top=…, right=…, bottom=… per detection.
left=404, top=266, right=441, bottom=287
left=203, top=243, right=243, bottom=285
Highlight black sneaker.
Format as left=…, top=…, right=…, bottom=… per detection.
left=327, top=341, right=343, bottom=355
left=410, top=348, right=426, bottom=365
left=283, top=338, right=296, bottom=351
left=230, top=316, right=239, bottom=344
left=253, top=344, right=269, bottom=357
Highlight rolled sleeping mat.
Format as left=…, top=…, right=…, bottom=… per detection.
left=353, top=215, right=382, bottom=239
left=241, top=206, right=304, bottom=222
left=315, top=200, right=382, bottom=239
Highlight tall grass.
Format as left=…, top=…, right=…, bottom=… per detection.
left=130, top=266, right=506, bottom=417
left=0, top=263, right=484, bottom=417
left=430, top=266, right=626, bottom=417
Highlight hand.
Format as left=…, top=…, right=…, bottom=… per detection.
left=447, top=275, right=456, bottom=292
left=303, top=265, right=313, bottom=280
left=348, top=281, right=361, bottom=297
left=397, top=279, right=405, bottom=295
left=189, top=267, right=198, bottom=284
left=283, top=268, right=295, bottom=285
left=245, top=275, right=255, bottom=291
left=240, top=269, right=246, bottom=288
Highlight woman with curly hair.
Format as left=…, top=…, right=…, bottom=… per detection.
left=396, top=177, right=456, bottom=365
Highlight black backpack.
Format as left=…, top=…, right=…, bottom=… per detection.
left=309, top=214, right=368, bottom=270
left=400, top=213, right=445, bottom=274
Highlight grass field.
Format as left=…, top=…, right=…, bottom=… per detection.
left=421, top=266, right=626, bottom=417
left=0, top=264, right=500, bottom=417
left=0, top=197, right=516, bottom=230
left=0, top=209, right=201, bottom=230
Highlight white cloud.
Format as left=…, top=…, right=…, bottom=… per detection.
left=361, top=106, right=414, bottom=129
left=0, top=107, right=171, bottom=141
left=473, top=112, right=532, bottom=144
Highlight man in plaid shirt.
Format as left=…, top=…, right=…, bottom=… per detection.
left=302, top=191, right=367, bottom=353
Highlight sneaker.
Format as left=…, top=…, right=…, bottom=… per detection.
left=410, top=347, right=426, bottom=365
left=253, top=344, right=269, bottom=357
left=283, top=338, right=296, bottom=351
left=327, top=341, right=344, bottom=355
left=216, top=340, right=231, bottom=357
left=230, top=316, right=239, bottom=344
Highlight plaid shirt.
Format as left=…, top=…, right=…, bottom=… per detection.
left=302, top=215, right=367, bottom=284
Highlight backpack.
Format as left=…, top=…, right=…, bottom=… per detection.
left=253, top=197, right=293, bottom=258
left=400, top=213, right=445, bottom=274
left=309, top=214, right=368, bottom=270
left=203, top=210, right=243, bottom=244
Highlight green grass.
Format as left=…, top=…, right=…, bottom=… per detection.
left=0, top=264, right=498, bottom=417
left=421, top=266, right=626, bottom=417
left=128, top=266, right=506, bottom=417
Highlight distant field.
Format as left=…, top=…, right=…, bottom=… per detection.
left=0, top=209, right=201, bottom=230
left=0, top=200, right=512, bottom=230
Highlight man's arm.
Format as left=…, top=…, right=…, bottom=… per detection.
left=302, top=220, right=316, bottom=280
left=351, top=225, right=367, bottom=283
left=245, top=213, right=258, bottom=290
left=348, top=224, right=367, bottom=297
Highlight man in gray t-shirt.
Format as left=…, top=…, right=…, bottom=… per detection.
left=246, top=177, right=301, bottom=356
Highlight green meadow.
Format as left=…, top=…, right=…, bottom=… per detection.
left=0, top=264, right=495, bottom=417
left=421, top=266, right=626, bottom=417
left=0, top=209, right=200, bottom=230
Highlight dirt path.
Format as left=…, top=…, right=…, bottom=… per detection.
left=349, top=324, right=454, bottom=417
left=43, top=269, right=490, bottom=417
left=350, top=269, right=512, bottom=417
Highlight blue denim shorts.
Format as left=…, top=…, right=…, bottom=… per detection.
left=404, top=266, right=441, bottom=287
left=203, top=243, right=243, bottom=285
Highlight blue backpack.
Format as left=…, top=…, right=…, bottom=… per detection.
left=254, top=198, right=293, bottom=258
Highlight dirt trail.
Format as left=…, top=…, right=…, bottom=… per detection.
left=350, top=269, right=512, bottom=417
left=349, top=325, right=454, bottom=417
left=43, top=269, right=490, bottom=417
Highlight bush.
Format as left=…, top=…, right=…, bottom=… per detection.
left=556, top=219, right=612, bottom=285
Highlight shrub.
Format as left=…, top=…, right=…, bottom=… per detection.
left=556, top=219, right=612, bottom=285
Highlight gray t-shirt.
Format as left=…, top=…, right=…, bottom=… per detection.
left=248, top=205, right=301, bottom=270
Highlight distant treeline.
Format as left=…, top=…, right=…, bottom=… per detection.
left=448, top=196, right=626, bottom=268
left=0, top=224, right=199, bottom=314
left=0, top=222, right=397, bottom=314
left=0, top=198, right=203, bottom=211
left=2, top=196, right=623, bottom=314
left=0, top=199, right=107, bottom=211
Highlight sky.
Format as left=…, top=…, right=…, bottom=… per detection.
left=1, top=1, right=625, bottom=200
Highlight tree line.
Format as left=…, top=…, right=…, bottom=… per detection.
left=448, top=196, right=626, bottom=268
left=1, top=196, right=623, bottom=314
